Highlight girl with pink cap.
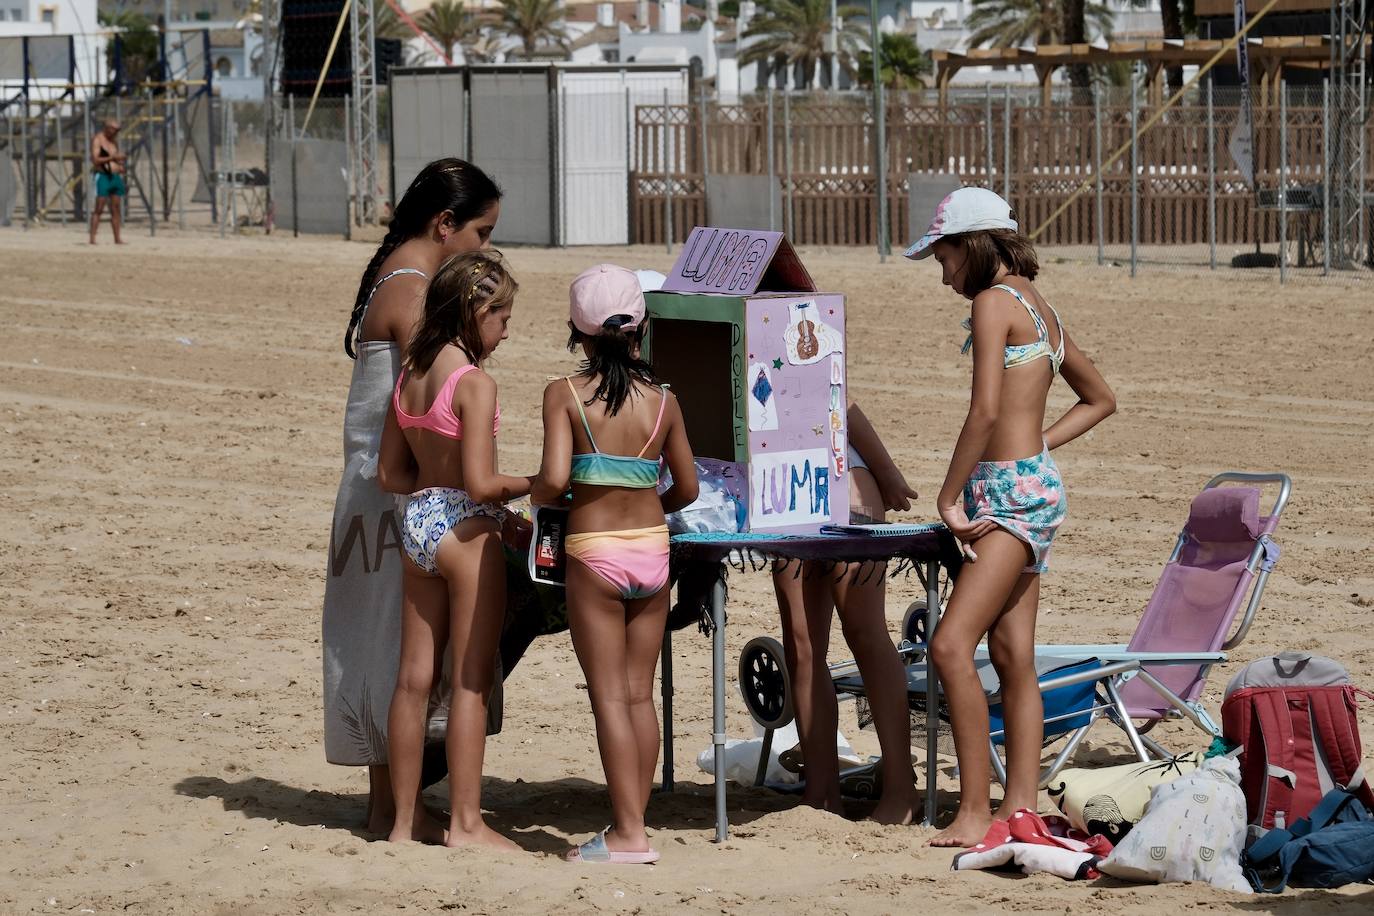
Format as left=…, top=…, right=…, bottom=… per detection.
left=533, top=264, right=700, bottom=864
left=907, top=188, right=1117, bottom=848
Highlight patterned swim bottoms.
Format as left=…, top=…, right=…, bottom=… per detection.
left=963, top=444, right=1067, bottom=573
left=401, top=486, right=505, bottom=574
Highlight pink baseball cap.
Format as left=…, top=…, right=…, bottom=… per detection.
left=569, top=264, right=646, bottom=335
left=904, top=187, right=1018, bottom=259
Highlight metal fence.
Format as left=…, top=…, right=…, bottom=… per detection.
left=4, top=79, right=1370, bottom=282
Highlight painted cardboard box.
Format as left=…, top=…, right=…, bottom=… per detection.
left=644, top=227, right=849, bottom=535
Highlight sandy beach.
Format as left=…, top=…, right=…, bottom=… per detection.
left=2, top=226, right=1371, bottom=914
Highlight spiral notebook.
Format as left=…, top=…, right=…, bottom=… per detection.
left=820, top=523, right=938, bottom=537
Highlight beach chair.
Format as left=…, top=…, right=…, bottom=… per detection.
left=741, top=472, right=1290, bottom=789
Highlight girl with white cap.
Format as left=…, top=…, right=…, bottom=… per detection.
left=533, top=264, right=700, bottom=864
left=907, top=188, right=1116, bottom=847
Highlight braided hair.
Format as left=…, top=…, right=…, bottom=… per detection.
left=344, top=158, right=502, bottom=358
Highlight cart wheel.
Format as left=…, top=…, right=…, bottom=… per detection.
left=902, top=599, right=929, bottom=645
left=738, top=635, right=794, bottom=731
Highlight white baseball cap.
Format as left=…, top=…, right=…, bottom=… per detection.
left=904, top=187, right=1018, bottom=260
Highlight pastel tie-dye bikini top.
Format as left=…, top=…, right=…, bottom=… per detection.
left=567, top=378, right=668, bottom=489
left=961, top=283, right=1066, bottom=375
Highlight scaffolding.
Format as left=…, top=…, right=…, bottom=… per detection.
left=1330, top=0, right=1371, bottom=268
left=350, top=0, right=380, bottom=224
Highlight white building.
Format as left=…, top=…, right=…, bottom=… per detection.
left=0, top=0, right=104, bottom=99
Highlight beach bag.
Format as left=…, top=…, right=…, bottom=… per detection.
left=1220, top=652, right=1374, bottom=832
left=1047, top=752, right=1203, bottom=843
left=1097, top=756, right=1251, bottom=892
left=1242, top=788, right=1374, bottom=892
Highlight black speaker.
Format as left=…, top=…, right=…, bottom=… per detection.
left=281, top=0, right=352, bottom=98
left=375, top=37, right=403, bottom=85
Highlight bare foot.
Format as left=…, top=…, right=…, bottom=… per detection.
left=386, top=809, right=449, bottom=845
left=797, top=793, right=845, bottom=817
left=992, top=798, right=1037, bottom=822
left=445, top=821, right=520, bottom=853
left=867, top=793, right=920, bottom=826
left=602, top=826, right=652, bottom=854
left=928, top=811, right=993, bottom=848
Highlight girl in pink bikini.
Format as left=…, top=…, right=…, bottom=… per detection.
left=533, top=265, right=699, bottom=864
left=906, top=188, right=1117, bottom=848
left=377, top=250, right=532, bottom=851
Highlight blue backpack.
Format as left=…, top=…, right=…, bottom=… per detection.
left=1242, top=788, right=1374, bottom=892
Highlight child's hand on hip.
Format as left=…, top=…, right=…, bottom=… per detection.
left=937, top=503, right=996, bottom=561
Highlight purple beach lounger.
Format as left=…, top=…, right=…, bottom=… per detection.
left=1019, top=472, right=1291, bottom=774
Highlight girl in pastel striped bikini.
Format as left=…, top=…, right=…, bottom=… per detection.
left=905, top=188, right=1117, bottom=848
left=533, top=264, right=699, bottom=865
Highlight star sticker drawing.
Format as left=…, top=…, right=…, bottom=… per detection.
left=772, top=357, right=783, bottom=370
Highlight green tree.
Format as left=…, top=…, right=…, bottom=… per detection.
left=418, top=0, right=482, bottom=63
left=739, top=0, right=869, bottom=89
left=491, top=0, right=570, bottom=60
left=856, top=32, right=932, bottom=90
left=965, top=0, right=1114, bottom=49
left=99, top=10, right=160, bottom=92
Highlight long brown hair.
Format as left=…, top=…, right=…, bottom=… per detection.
left=566, top=320, right=660, bottom=417
left=949, top=228, right=1039, bottom=297
left=405, top=251, right=517, bottom=374
left=344, top=158, right=502, bottom=358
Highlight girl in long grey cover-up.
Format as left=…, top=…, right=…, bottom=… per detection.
left=321, top=159, right=502, bottom=835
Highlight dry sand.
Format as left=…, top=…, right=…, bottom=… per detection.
left=2, top=226, right=1372, bottom=914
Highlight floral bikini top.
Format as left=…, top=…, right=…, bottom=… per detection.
left=961, top=283, right=1066, bottom=375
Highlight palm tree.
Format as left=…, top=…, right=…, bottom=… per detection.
left=739, top=0, right=869, bottom=90
left=418, top=0, right=481, bottom=63
left=490, top=0, right=570, bottom=60
left=964, top=0, right=1114, bottom=49
left=856, top=32, right=932, bottom=90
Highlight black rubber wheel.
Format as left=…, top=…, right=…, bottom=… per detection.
left=738, top=635, right=794, bottom=730
left=902, top=599, right=929, bottom=645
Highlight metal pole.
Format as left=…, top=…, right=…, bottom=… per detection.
left=985, top=83, right=994, bottom=188
left=219, top=99, right=228, bottom=238
left=174, top=98, right=185, bottom=230
left=1322, top=77, right=1331, bottom=275
left=343, top=93, right=353, bottom=237
left=147, top=88, right=157, bottom=237
left=83, top=98, right=92, bottom=224
left=289, top=93, right=298, bottom=237
left=766, top=86, right=776, bottom=232
left=663, top=87, right=674, bottom=252
left=870, top=0, right=888, bottom=259
left=228, top=99, right=238, bottom=236
left=115, top=97, right=126, bottom=223
left=1094, top=89, right=1104, bottom=265
left=1207, top=78, right=1216, bottom=269
left=830, top=0, right=839, bottom=92
left=922, top=560, right=941, bottom=827
left=20, top=98, right=29, bottom=228
left=1279, top=78, right=1287, bottom=283
left=4, top=113, right=13, bottom=225
left=711, top=576, right=727, bottom=842
left=783, top=88, right=793, bottom=238
left=1130, top=65, right=1139, bottom=279
left=55, top=101, right=66, bottom=226
left=1002, top=85, right=1011, bottom=202
left=625, top=86, right=633, bottom=238
left=698, top=84, right=709, bottom=181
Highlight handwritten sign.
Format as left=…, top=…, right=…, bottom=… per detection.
left=750, top=448, right=831, bottom=530
left=663, top=226, right=816, bottom=295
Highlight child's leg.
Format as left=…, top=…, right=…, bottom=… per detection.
left=926, top=529, right=1031, bottom=847
left=566, top=559, right=652, bottom=853
left=385, top=569, right=449, bottom=844
left=773, top=563, right=843, bottom=814
left=833, top=565, right=919, bottom=825
left=986, top=573, right=1043, bottom=817
left=624, top=588, right=670, bottom=813
left=434, top=517, right=517, bottom=851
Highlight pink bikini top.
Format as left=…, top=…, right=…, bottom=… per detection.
left=392, top=364, right=500, bottom=440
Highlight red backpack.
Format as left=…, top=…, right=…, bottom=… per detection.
left=1221, top=652, right=1373, bottom=833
